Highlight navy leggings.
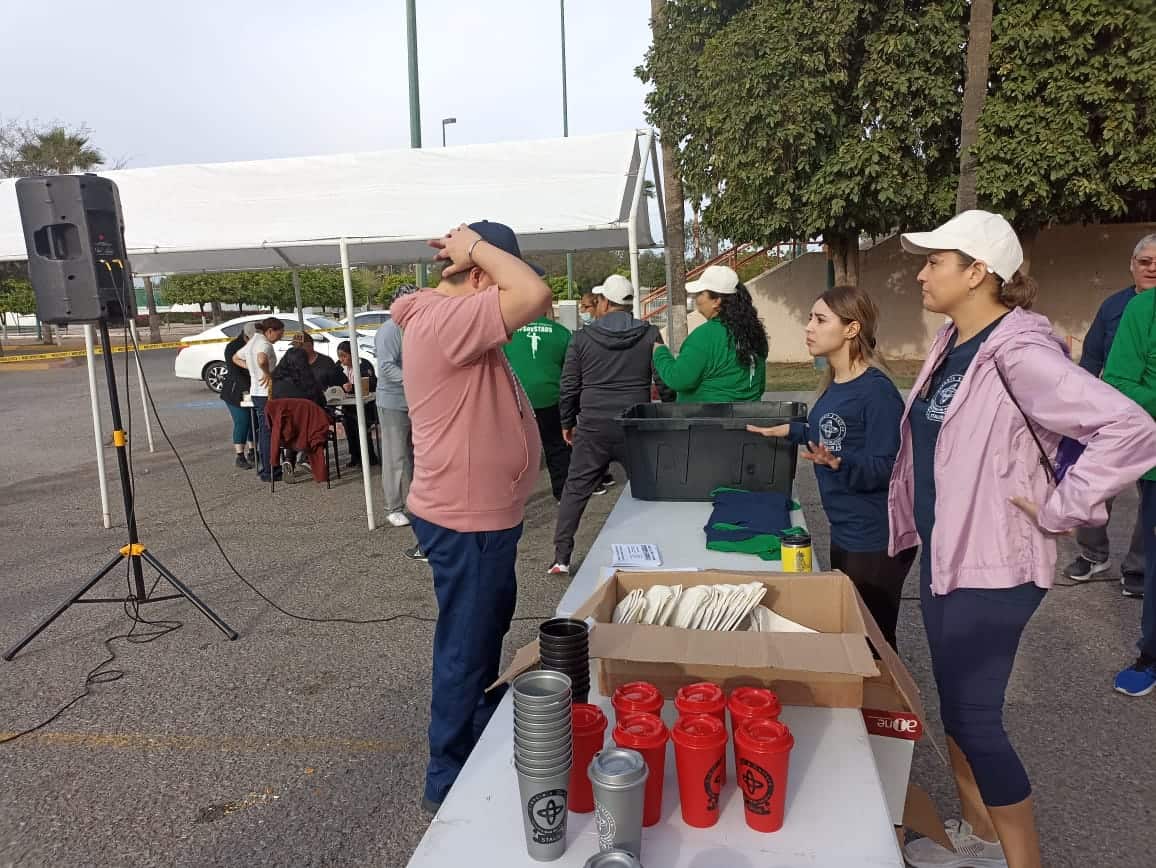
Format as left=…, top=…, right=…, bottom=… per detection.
left=920, top=561, right=1045, bottom=807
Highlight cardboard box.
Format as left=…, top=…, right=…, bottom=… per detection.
left=499, top=569, right=882, bottom=708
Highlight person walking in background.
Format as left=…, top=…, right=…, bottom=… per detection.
left=221, top=322, right=256, bottom=469
left=390, top=221, right=549, bottom=813
left=374, top=284, right=426, bottom=560
left=653, top=264, right=768, bottom=402
left=550, top=275, right=663, bottom=576
left=336, top=340, right=379, bottom=469
left=1064, top=233, right=1156, bottom=596
left=892, top=211, right=1156, bottom=868
left=1103, top=268, right=1156, bottom=696
left=504, top=308, right=573, bottom=501
left=747, top=285, right=913, bottom=651
left=234, top=316, right=284, bottom=482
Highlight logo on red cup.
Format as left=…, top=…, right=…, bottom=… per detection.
left=737, top=759, right=774, bottom=815
left=703, top=758, right=723, bottom=811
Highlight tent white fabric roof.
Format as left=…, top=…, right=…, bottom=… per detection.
left=0, top=130, right=655, bottom=274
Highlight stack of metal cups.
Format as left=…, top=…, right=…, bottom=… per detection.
left=538, top=617, right=591, bottom=703
left=513, top=670, right=574, bottom=861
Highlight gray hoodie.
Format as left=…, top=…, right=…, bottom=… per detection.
left=559, top=311, right=665, bottom=428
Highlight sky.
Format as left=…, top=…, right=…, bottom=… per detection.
left=0, top=0, right=655, bottom=168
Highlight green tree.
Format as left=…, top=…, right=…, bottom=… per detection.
left=0, top=273, right=36, bottom=339
left=973, top=0, right=1156, bottom=265
left=641, top=0, right=963, bottom=284
left=1, top=124, right=104, bottom=177
left=378, top=272, right=417, bottom=307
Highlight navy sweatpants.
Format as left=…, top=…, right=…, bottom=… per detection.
left=920, top=559, right=1045, bottom=807
left=1138, top=480, right=1156, bottom=662
left=412, top=516, right=522, bottom=804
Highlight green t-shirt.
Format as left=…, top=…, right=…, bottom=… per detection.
left=503, top=316, right=572, bottom=409
left=653, top=318, right=766, bottom=403
left=1103, top=288, right=1156, bottom=481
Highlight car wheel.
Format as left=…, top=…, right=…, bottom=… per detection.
left=203, top=361, right=228, bottom=393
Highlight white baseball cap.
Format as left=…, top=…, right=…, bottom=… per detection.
left=900, top=210, right=1023, bottom=281
left=687, top=264, right=740, bottom=295
left=593, top=274, right=635, bottom=305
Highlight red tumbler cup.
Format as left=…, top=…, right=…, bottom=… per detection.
left=611, top=681, right=664, bottom=723
left=670, top=713, right=727, bottom=828
left=674, top=682, right=726, bottom=723
left=734, top=717, right=794, bottom=832
left=568, top=703, right=608, bottom=813
left=612, top=712, right=669, bottom=827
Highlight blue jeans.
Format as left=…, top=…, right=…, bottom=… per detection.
left=252, top=396, right=272, bottom=478
left=226, top=403, right=253, bottom=446
left=412, top=516, right=522, bottom=804
left=1138, top=480, right=1156, bottom=662
left=920, top=563, right=1045, bottom=807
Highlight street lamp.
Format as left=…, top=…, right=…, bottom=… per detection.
left=441, top=117, right=457, bottom=147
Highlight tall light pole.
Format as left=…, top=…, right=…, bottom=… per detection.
left=406, top=0, right=428, bottom=287
left=441, top=117, right=457, bottom=147
left=561, top=0, right=574, bottom=300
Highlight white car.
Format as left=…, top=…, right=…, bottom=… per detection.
left=174, top=313, right=376, bottom=392
left=339, top=310, right=391, bottom=338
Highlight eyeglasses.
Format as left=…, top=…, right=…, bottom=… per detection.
left=1135, top=257, right=1156, bottom=269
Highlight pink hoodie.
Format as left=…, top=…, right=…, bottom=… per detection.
left=888, top=307, right=1156, bottom=595
left=391, top=286, right=542, bottom=533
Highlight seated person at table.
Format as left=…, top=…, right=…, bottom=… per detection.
left=270, top=347, right=328, bottom=479
left=337, top=340, right=380, bottom=468
left=292, top=332, right=346, bottom=389
left=653, top=264, right=768, bottom=402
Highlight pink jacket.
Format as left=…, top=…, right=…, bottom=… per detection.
left=888, top=307, right=1156, bottom=595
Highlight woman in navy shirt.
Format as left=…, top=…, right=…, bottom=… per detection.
left=749, top=285, right=914, bottom=650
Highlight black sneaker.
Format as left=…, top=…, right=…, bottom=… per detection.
left=420, top=795, right=441, bottom=815
left=1065, top=556, right=1110, bottom=581
left=592, top=485, right=608, bottom=496
left=1123, top=574, right=1145, bottom=598
left=404, top=545, right=428, bottom=562
left=235, top=454, right=252, bottom=469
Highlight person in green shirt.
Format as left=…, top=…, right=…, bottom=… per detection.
left=652, top=264, right=768, bottom=402
left=1103, top=257, right=1156, bottom=697
left=504, top=312, right=573, bottom=500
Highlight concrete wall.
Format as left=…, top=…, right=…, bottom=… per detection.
left=735, top=222, right=1156, bottom=363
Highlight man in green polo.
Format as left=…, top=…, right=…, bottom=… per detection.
left=504, top=311, right=573, bottom=501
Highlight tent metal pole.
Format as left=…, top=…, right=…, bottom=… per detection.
left=128, top=320, right=155, bottom=452
left=84, top=324, right=112, bottom=529
left=627, top=130, right=654, bottom=319
left=292, top=268, right=305, bottom=331
left=340, top=238, right=377, bottom=531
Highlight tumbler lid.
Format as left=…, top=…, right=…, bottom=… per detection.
left=572, top=703, right=609, bottom=737
left=613, top=712, right=668, bottom=750
left=587, top=747, right=649, bottom=789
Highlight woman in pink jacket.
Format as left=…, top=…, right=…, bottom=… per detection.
left=891, top=211, right=1156, bottom=868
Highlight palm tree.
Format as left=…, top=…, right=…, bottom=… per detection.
left=956, top=0, right=993, bottom=213
left=16, top=127, right=104, bottom=177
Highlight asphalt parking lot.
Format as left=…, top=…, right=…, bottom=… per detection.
left=1, top=350, right=1153, bottom=867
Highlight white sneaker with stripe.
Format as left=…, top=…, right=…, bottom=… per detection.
left=903, top=819, right=1007, bottom=868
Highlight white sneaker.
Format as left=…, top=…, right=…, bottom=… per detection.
left=904, top=820, right=1007, bottom=868
left=387, top=511, right=411, bottom=528
left=547, top=563, right=570, bottom=576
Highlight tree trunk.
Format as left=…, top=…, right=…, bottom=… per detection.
left=1018, top=224, right=1039, bottom=276
left=956, top=0, right=994, bottom=214
left=829, top=233, right=861, bottom=286
left=210, top=301, right=222, bottom=325
left=143, top=276, right=162, bottom=343
left=197, top=301, right=206, bottom=328
left=651, top=0, right=688, bottom=349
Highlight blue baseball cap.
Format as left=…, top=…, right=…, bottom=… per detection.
left=468, top=220, right=545, bottom=275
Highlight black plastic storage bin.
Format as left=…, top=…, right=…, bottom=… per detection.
left=618, top=401, right=808, bottom=501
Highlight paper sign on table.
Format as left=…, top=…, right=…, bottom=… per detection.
left=610, top=544, right=662, bottom=569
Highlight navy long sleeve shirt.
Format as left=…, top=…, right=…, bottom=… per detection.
left=787, top=367, right=904, bottom=552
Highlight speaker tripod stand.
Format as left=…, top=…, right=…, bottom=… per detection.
left=3, top=318, right=236, bottom=661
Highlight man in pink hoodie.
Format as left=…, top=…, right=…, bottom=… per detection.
left=390, top=221, right=550, bottom=813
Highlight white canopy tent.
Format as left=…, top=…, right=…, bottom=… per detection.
left=0, top=130, right=666, bottom=530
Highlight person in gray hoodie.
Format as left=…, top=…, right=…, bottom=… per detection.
left=375, top=284, right=422, bottom=550
left=549, top=275, right=665, bottom=574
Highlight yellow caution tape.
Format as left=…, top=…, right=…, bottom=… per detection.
left=0, top=341, right=187, bottom=364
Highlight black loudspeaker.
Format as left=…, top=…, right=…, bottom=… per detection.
left=15, top=173, right=137, bottom=324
